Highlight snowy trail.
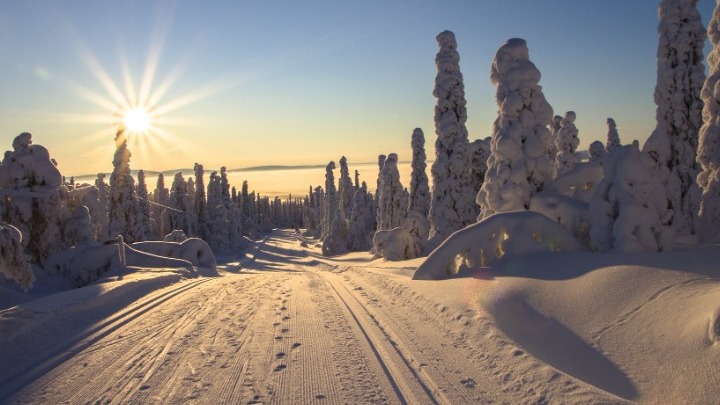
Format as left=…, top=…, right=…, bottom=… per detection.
left=1, top=229, right=625, bottom=404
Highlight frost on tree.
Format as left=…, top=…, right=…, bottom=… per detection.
left=606, top=118, right=622, bottom=153
left=478, top=38, right=554, bottom=220
left=0, top=132, right=65, bottom=265
left=642, top=0, right=706, bottom=236
left=554, top=111, right=580, bottom=177
left=590, top=145, right=672, bottom=252
left=698, top=2, right=720, bottom=243
left=428, top=31, right=477, bottom=248
left=321, top=161, right=338, bottom=240
left=406, top=128, right=431, bottom=254
left=589, top=140, right=606, bottom=164
left=376, top=153, right=405, bottom=231
left=108, top=128, right=141, bottom=243
left=338, top=156, right=354, bottom=219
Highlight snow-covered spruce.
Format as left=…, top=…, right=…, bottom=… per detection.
left=338, top=156, right=354, bottom=219
left=478, top=38, right=554, bottom=220
left=468, top=137, right=491, bottom=200
left=553, top=111, right=580, bottom=177
left=376, top=153, right=405, bottom=231
left=606, top=118, right=622, bottom=153
left=94, top=173, right=110, bottom=241
left=321, top=161, right=338, bottom=240
left=642, top=0, right=706, bottom=236
left=697, top=1, right=720, bottom=243
left=135, top=170, right=152, bottom=241
left=108, top=128, right=142, bottom=243
left=347, top=182, right=374, bottom=251
left=406, top=128, right=431, bottom=255
left=193, top=163, right=208, bottom=240
left=322, top=207, right=348, bottom=256
left=413, top=211, right=586, bottom=280
left=0, top=132, right=65, bottom=265
left=151, top=173, right=169, bottom=239
left=548, top=115, right=562, bottom=159
left=428, top=30, right=477, bottom=248
left=589, top=144, right=671, bottom=252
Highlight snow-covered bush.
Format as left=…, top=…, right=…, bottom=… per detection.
left=588, top=140, right=606, bottom=164
left=553, top=111, right=580, bottom=177
left=372, top=227, right=419, bottom=261
left=590, top=145, right=672, bottom=252
left=643, top=0, right=706, bottom=236
left=0, top=222, right=33, bottom=291
left=545, top=161, right=604, bottom=202
left=428, top=30, right=476, bottom=248
left=478, top=38, right=554, bottom=219
left=413, top=210, right=586, bottom=280
left=697, top=1, right=720, bottom=243
left=43, top=242, right=125, bottom=287
left=0, top=132, right=65, bottom=265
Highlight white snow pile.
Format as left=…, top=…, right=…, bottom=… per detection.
left=372, top=227, right=418, bottom=262
left=413, top=210, right=586, bottom=280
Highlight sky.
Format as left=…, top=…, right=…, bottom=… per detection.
left=0, top=0, right=717, bottom=179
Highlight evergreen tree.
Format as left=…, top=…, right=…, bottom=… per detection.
left=643, top=0, right=706, bottom=235
left=108, top=128, right=141, bottom=243
left=478, top=38, right=554, bottom=219
left=376, top=153, right=405, bottom=231
left=606, top=118, right=622, bottom=153
left=406, top=128, right=431, bottom=253
left=697, top=0, right=720, bottom=242
left=428, top=30, right=476, bottom=247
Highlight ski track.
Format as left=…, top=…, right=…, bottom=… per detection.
left=1, top=229, right=625, bottom=404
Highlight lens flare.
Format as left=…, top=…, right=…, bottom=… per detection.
left=123, top=108, right=151, bottom=133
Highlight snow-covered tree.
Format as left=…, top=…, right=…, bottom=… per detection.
left=588, top=140, right=606, bottom=165
left=590, top=144, right=671, bottom=252
left=338, top=156, right=354, bottom=219
left=94, top=173, right=109, bottom=241
left=642, top=0, right=706, bottom=236
left=135, top=169, right=151, bottom=241
left=698, top=1, right=720, bottom=243
left=606, top=118, right=622, bottom=153
left=321, top=161, right=338, bottom=240
left=347, top=182, right=373, bottom=251
left=548, top=115, right=562, bottom=159
left=478, top=38, right=555, bottom=219
left=108, top=128, right=141, bottom=243
left=428, top=30, right=477, bottom=247
left=406, top=128, right=431, bottom=253
left=194, top=163, right=207, bottom=240
left=376, top=153, right=405, bottom=231
left=468, top=137, right=491, bottom=200
left=162, top=173, right=190, bottom=237
left=554, top=111, right=580, bottom=177
left=152, top=173, right=169, bottom=238
left=322, top=207, right=348, bottom=256
left=0, top=132, right=64, bottom=265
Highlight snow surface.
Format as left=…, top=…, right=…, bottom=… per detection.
left=3, top=229, right=719, bottom=404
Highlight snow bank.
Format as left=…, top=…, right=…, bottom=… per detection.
left=414, top=211, right=585, bottom=280
left=132, top=239, right=217, bottom=269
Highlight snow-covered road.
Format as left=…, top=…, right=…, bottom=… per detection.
left=1, top=230, right=624, bottom=404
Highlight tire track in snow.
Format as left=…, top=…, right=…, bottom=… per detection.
left=0, top=277, right=213, bottom=401
left=322, top=271, right=442, bottom=405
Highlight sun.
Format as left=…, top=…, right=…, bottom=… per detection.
left=123, top=108, right=151, bottom=133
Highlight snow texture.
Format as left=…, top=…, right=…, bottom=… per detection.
left=428, top=31, right=477, bottom=248
left=478, top=38, right=554, bottom=220
left=589, top=145, right=672, bottom=252
left=414, top=210, right=585, bottom=280
left=553, top=111, right=579, bottom=177
left=642, top=0, right=705, bottom=236
left=697, top=1, right=720, bottom=243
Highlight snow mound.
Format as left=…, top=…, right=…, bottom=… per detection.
left=414, top=211, right=585, bottom=280
left=373, top=227, right=419, bottom=261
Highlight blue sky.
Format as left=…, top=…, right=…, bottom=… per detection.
left=0, top=0, right=715, bottom=175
